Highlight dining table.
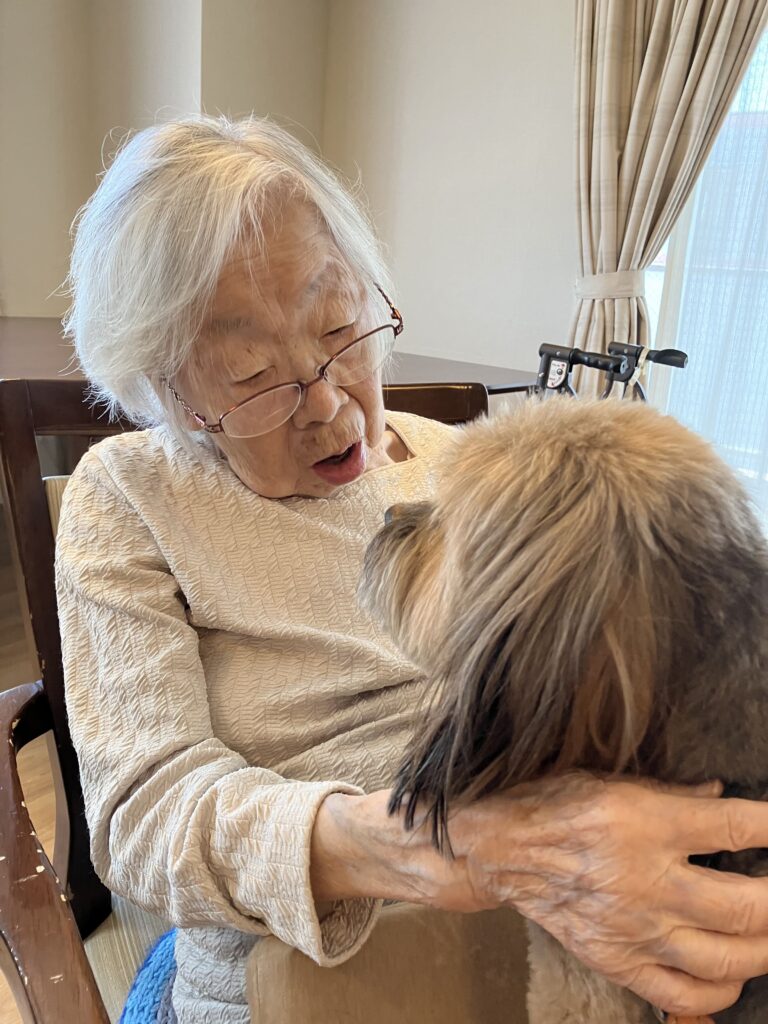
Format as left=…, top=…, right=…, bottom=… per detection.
left=390, top=351, right=536, bottom=395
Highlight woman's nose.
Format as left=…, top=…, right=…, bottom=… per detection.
left=292, top=375, right=347, bottom=428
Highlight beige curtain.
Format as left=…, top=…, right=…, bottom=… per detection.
left=571, top=0, right=768, bottom=392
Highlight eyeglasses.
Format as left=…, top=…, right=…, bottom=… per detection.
left=166, top=285, right=403, bottom=439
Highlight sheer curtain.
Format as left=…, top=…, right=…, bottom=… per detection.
left=651, top=29, right=768, bottom=523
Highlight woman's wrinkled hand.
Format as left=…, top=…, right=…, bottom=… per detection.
left=428, top=772, right=768, bottom=1019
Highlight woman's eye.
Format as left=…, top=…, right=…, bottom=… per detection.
left=235, top=369, right=268, bottom=386
left=327, top=323, right=354, bottom=337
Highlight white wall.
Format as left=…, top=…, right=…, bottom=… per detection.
left=201, top=0, right=329, bottom=151
left=0, top=0, right=94, bottom=318
left=323, top=0, right=576, bottom=372
left=90, top=0, right=202, bottom=170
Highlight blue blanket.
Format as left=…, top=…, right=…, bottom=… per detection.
left=118, top=929, right=177, bottom=1024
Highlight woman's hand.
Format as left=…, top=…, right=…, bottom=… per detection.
left=310, top=772, right=768, bottom=1018
left=437, top=773, right=768, bottom=1019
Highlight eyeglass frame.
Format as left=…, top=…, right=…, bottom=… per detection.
left=164, top=284, right=403, bottom=436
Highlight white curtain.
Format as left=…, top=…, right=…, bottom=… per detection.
left=572, top=0, right=768, bottom=392
left=652, top=30, right=768, bottom=522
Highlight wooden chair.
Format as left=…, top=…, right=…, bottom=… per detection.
left=0, top=377, right=488, bottom=1024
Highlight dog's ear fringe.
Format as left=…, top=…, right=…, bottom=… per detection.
left=387, top=621, right=533, bottom=855
left=387, top=783, right=454, bottom=857
left=387, top=712, right=462, bottom=856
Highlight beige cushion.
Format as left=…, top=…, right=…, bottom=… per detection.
left=84, top=894, right=171, bottom=1023
left=44, top=475, right=70, bottom=537
left=247, top=902, right=530, bottom=1023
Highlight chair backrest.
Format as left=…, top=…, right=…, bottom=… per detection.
left=0, top=377, right=488, bottom=938
left=0, top=380, right=136, bottom=937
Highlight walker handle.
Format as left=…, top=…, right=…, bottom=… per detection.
left=571, top=349, right=629, bottom=375
left=644, top=348, right=688, bottom=369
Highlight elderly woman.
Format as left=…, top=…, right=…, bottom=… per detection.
left=57, top=115, right=768, bottom=1024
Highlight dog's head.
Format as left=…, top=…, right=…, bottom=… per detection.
left=359, top=397, right=767, bottom=849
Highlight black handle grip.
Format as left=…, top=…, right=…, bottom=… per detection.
left=536, top=344, right=628, bottom=387
left=644, top=348, right=688, bottom=369
left=572, top=349, right=628, bottom=375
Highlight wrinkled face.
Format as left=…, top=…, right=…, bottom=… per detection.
left=175, top=201, right=394, bottom=498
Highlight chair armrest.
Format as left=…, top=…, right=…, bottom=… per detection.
left=0, top=681, right=109, bottom=1024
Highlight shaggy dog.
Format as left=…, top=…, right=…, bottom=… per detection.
left=359, top=397, right=768, bottom=1024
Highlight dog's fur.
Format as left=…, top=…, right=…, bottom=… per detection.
left=359, top=397, right=768, bottom=1024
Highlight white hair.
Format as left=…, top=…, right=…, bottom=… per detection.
left=63, top=114, right=393, bottom=444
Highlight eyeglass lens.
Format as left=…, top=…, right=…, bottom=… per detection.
left=221, top=325, right=395, bottom=438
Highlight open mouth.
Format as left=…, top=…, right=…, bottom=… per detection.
left=316, top=443, right=356, bottom=466
left=311, top=440, right=366, bottom=485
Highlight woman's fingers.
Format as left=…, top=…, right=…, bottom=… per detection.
left=655, top=925, right=768, bottom=983
left=668, top=863, right=768, bottom=935
left=627, top=963, right=741, bottom=1018
left=669, top=795, right=768, bottom=854
left=635, top=778, right=724, bottom=800
left=453, top=776, right=768, bottom=1020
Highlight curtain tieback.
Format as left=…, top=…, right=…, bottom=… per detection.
left=574, top=270, right=645, bottom=300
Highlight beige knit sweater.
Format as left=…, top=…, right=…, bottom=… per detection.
left=55, top=411, right=454, bottom=1024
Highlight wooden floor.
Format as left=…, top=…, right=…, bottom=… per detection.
left=1, top=735, right=57, bottom=1024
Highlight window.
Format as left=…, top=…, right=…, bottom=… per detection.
left=648, top=31, right=768, bottom=525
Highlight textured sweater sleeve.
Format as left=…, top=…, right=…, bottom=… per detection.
left=54, top=451, right=381, bottom=964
